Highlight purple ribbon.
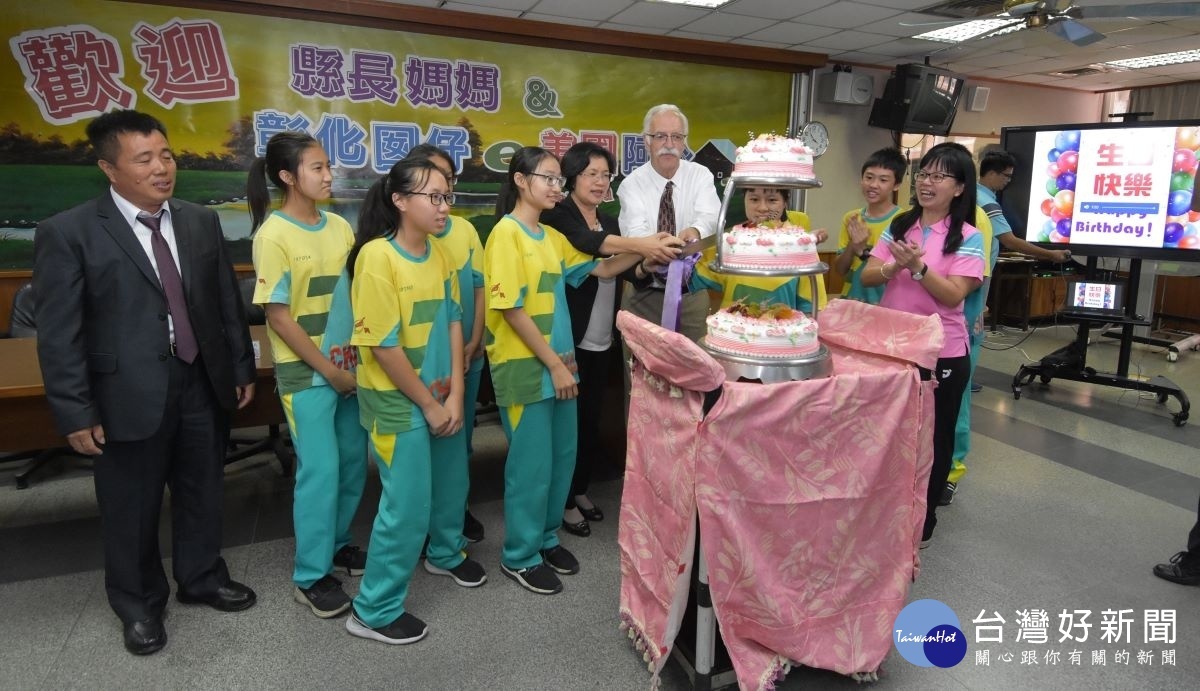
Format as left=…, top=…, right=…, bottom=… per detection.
left=659, top=253, right=700, bottom=331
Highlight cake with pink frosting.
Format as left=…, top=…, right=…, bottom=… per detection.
left=721, top=220, right=820, bottom=271
left=705, top=302, right=819, bottom=359
left=732, top=134, right=816, bottom=180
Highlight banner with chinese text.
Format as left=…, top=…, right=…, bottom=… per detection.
left=1, top=0, right=791, bottom=268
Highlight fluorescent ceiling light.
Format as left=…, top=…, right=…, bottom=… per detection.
left=647, top=0, right=734, bottom=8
left=1104, top=49, right=1200, bottom=69
left=915, top=18, right=1023, bottom=44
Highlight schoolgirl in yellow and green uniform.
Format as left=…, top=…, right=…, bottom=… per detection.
left=344, top=158, right=475, bottom=646
left=406, top=144, right=487, bottom=546
left=248, top=132, right=366, bottom=619
left=691, top=191, right=828, bottom=311
left=485, top=147, right=644, bottom=596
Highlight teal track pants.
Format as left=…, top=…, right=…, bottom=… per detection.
left=499, top=397, right=577, bottom=569
left=353, top=426, right=431, bottom=628
left=282, top=386, right=367, bottom=589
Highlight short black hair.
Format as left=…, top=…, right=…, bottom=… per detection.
left=85, top=110, right=168, bottom=163
left=980, top=150, right=1017, bottom=177
left=561, top=141, right=616, bottom=192
left=861, top=147, right=907, bottom=181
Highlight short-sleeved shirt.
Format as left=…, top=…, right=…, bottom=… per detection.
left=872, top=218, right=984, bottom=358
left=251, top=210, right=356, bottom=393
left=351, top=237, right=461, bottom=435
left=432, top=215, right=484, bottom=355
left=976, top=184, right=1012, bottom=271
left=837, top=205, right=903, bottom=304
left=484, top=215, right=597, bottom=407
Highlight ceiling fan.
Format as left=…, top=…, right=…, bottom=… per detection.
left=907, top=1, right=1200, bottom=47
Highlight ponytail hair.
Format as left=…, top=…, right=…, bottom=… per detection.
left=347, top=158, right=441, bottom=279
left=246, top=131, right=321, bottom=233
left=495, top=146, right=554, bottom=218
left=404, top=143, right=455, bottom=177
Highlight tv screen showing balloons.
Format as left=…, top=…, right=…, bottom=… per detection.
left=1001, top=121, right=1200, bottom=262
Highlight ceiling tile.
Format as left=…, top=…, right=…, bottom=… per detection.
left=526, top=0, right=636, bottom=22
left=607, top=2, right=710, bottom=30
left=439, top=3, right=522, bottom=17
left=442, top=0, right=540, bottom=10
left=721, top=0, right=835, bottom=21
left=679, top=12, right=775, bottom=37
left=800, top=30, right=894, bottom=52
left=792, top=1, right=902, bottom=30
left=520, top=12, right=600, bottom=27
left=669, top=30, right=732, bottom=42
left=743, top=21, right=839, bottom=44
left=855, top=0, right=945, bottom=9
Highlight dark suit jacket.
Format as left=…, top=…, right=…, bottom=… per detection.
left=541, top=197, right=644, bottom=346
left=33, top=193, right=256, bottom=441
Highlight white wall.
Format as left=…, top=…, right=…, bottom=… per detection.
left=803, top=66, right=1103, bottom=250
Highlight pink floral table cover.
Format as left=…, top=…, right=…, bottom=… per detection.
left=617, top=300, right=943, bottom=690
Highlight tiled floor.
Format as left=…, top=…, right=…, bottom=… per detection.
left=2, top=321, right=1199, bottom=689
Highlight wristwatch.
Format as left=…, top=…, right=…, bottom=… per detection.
left=911, top=263, right=928, bottom=281
left=858, top=246, right=873, bottom=261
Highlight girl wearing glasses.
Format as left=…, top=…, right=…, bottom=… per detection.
left=540, top=142, right=684, bottom=539
left=860, top=142, right=984, bottom=550
left=403, top=144, right=488, bottom=556
left=248, top=132, right=367, bottom=620
left=343, top=158, right=472, bottom=645
left=486, top=146, right=644, bottom=595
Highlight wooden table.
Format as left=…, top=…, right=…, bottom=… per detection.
left=0, top=326, right=291, bottom=487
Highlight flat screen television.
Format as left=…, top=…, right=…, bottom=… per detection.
left=1001, top=120, right=1200, bottom=262
left=867, top=63, right=965, bottom=136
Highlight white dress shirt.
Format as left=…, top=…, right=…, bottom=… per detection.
left=617, top=159, right=720, bottom=239
left=110, top=188, right=182, bottom=341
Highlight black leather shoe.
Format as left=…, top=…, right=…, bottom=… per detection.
left=176, top=580, right=257, bottom=612
left=123, top=617, right=166, bottom=655
left=579, top=504, right=604, bottom=522
left=561, top=518, right=590, bottom=538
left=1153, top=551, right=1200, bottom=586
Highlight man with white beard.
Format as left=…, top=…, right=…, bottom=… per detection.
left=616, top=104, right=720, bottom=343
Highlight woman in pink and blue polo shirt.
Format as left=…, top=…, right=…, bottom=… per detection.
left=862, top=142, right=984, bottom=549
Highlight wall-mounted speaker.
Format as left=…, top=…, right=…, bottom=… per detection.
left=966, top=86, right=990, bottom=112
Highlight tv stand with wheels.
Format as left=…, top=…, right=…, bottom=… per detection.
left=1012, top=257, right=1190, bottom=426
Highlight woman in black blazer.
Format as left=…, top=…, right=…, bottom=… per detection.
left=540, top=142, right=681, bottom=537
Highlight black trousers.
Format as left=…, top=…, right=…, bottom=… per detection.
left=92, top=356, right=231, bottom=624
left=1189, top=494, right=1200, bottom=553
left=567, top=346, right=610, bottom=507
left=925, top=353, right=972, bottom=538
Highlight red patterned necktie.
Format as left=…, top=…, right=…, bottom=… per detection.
left=657, top=180, right=676, bottom=236
left=138, top=211, right=199, bottom=363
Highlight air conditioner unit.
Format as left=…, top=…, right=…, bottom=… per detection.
left=817, top=71, right=874, bottom=106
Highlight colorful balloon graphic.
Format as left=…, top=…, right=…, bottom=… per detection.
left=1177, top=127, right=1200, bottom=152
left=1165, top=222, right=1185, bottom=244
left=1174, top=148, right=1198, bottom=174
left=1054, top=190, right=1074, bottom=215
left=1056, top=219, right=1072, bottom=237
left=1047, top=162, right=1061, bottom=178
left=1055, top=130, right=1081, bottom=153
left=1058, top=150, right=1079, bottom=173
left=1172, top=172, right=1195, bottom=192
left=1047, top=148, right=1062, bottom=163
left=1168, top=189, right=1194, bottom=217
left=1056, top=172, right=1076, bottom=192
left=1040, top=220, right=1054, bottom=242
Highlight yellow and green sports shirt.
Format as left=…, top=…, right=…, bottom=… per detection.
left=432, top=215, right=484, bottom=350
left=483, top=214, right=597, bottom=407
left=351, top=236, right=461, bottom=434
left=252, top=210, right=356, bottom=393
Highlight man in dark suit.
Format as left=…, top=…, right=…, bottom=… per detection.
left=33, top=110, right=258, bottom=655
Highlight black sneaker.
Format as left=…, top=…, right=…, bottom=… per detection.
left=345, top=610, right=428, bottom=645
left=1153, top=551, right=1200, bottom=586
left=541, top=545, right=580, bottom=575
left=424, top=554, right=487, bottom=587
left=938, top=481, right=957, bottom=507
left=333, top=545, right=367, bottom=577
left=500, top=562, right=562, bottom=595
left=293, top=574, right=351, bottom=618
left=464, top=509, right=485, bottom=543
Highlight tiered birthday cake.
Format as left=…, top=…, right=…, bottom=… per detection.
left=721, top=220, right=820, bottom=271
left=704, top=301, right=819, bottom=359
left=731, top=133, right=816, bottom=180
